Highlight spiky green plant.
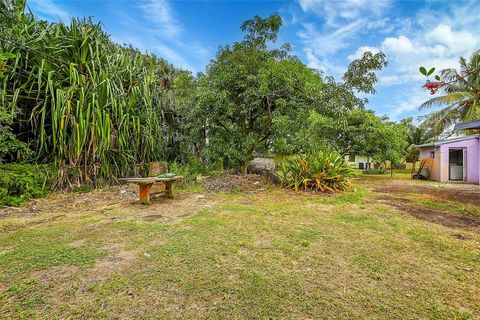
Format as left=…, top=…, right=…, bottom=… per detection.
left=276, top=152, right=354, bottom=192
left=420, top=50, right=480, bottom=133
left=0, top=1, right=177, bottom=187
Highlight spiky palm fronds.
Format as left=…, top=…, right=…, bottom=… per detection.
left=420, top=50, right=480, bottom=132
left=0, top=2, right=176, bottom=187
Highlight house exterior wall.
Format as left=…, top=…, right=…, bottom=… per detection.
left=345, top=155, right=370, bottom=167
left=419, top=146, right=441, bottom=181
left=419, top=137, right=480, bottom=183
left=439, top=139, right=479, bottom=183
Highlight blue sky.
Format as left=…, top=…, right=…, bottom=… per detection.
left=28, top=0, right=480, bottom=121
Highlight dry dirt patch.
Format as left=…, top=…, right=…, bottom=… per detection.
left=387, top=201, right=480, bottom=233
left=366, top=178, right=480, bottom=205
left=0, top=184, right=218, bottom=226
left=362, top=177, right=480, bottom=233
left=113, top=193, right=217, bottom=223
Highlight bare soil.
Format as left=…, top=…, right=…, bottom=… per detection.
left=0, top=184, right=217, bottom=225
left=360, top=176, right=480, bottom=233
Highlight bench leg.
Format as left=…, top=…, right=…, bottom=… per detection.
left=165, top=181, right=174, bottom=198
left=139, top=183, right=153, bottom=204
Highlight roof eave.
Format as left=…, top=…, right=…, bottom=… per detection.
left=454, top=120, right=480, bottom=131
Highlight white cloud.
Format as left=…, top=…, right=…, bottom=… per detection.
left=296, top=0, right=394, bottom=81
left=154, top=44, right=195, bottom=71
left=347, top=46, right=380, bottom=61
left=298, top=19, right=366, bottom=57
left=27, top=0, right=70, bottom=22
left=140, top=0, right=182, bottom=38
left=425, top=24, right=479, bottom=53
left=298, top=0, right=390, bottom=26
left=303, top=48, right=346, bottom=77
left=107, top=0, right=209, bottom=72
left=381, top=35, right=415, bottom=55
left=387, top=87, right=433, bottom=121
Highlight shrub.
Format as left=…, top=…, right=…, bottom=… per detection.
left=168, top=159, right=223, bottom=183
left=276, top=152, right=354, bottom=192
left=362, top=168, right=387, bottom=175
left=0, top=164, right=55, bottom=206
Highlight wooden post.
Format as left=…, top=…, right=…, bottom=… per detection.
left=165, top=181, right=174, bottom=198
left=139, top=183, right=153, bottom=204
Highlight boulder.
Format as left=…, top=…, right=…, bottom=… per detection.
left=247, top=157, right=280, bottom=184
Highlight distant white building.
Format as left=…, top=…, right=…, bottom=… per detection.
left=345, top=154, right=372, bottom=169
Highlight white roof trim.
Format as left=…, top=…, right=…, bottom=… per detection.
left=416, top=134, right=480, bottom=148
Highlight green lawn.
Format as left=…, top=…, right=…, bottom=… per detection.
left=0, top=177, right=479, bottom=319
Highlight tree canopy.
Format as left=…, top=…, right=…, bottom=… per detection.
left=175, top=14, right=393, bottom=171
left=1, top=4, right=409, bottom=184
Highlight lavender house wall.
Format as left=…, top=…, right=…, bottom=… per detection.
left=419, top=136, right=480, bottom=184
left=439, top=139, right=479, bottom=183
left=419, top=146, right=441, bottom=181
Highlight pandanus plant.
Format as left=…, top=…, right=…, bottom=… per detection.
left=0, top=1, right=177, bottom=187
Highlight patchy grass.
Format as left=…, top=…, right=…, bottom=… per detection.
left=410, top=196, right=480, bottom=219
left=0, top=179, right=479, bottom=319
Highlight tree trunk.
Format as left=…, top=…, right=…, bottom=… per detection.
left=239, top=151, right=255, bottom=174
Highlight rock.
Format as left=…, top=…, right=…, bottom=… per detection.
left=247, top=157, right=276, bottom=174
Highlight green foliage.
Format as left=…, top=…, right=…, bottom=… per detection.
left=419, top=66, right=436, bottom=77
left=176, top=15, right=389, bottom=171
left=0, top=3, right=178, bottom=186
left=0, top=50, right=29, bottom=162
left=401, top=118, right=436, bottom=163
left=175, top=15, right=330, bottom=171
left=168, top=158, right=222, bottom=182
left=271, top=55, right=390, bottom=156
left=372, top=121, right=408, bottom=167
left=362, top=168, right=387, bottom=175
left=0, top=163, right=55, bottom=206
left=276, top=152, right=354, bottom=192
left=0, top=51, right=15, bottom=78
left=421, top=50, right=480, bottom=133
left=343, top=51, right=388, bottom=95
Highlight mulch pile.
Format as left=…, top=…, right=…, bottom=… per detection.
left=201, top=173, right=271, bottom=192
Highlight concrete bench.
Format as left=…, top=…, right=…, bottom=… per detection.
left=121, top=177, right=183, bottom=204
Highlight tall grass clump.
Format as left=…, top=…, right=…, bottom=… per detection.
left=276, top=152, right=354, bottom=192
left=0, top=1, right=178, bottom=188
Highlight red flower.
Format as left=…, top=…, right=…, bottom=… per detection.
left=422, top=80, right=444, bottom=94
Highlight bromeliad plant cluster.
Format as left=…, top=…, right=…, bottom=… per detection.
left=276, top=152, right=354, bottom=192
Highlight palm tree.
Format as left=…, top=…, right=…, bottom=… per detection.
left=420, top=50, right=480, bottom=133
left=401, top=118, right=435, bottom=173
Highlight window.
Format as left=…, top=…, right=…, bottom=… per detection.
left=348, top=154, right=355, bottom=162
left=430, top=151, right=435, bottom=158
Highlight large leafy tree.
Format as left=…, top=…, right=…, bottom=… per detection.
left=272, top=52, right=388, bottom=156
left=421, top=50, right=480, bottom=133
left=177, top=14, right=327, bottom=171
left=374, top=121, right=408, bottom=176
left=176, top=16, right=389, bottom=170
